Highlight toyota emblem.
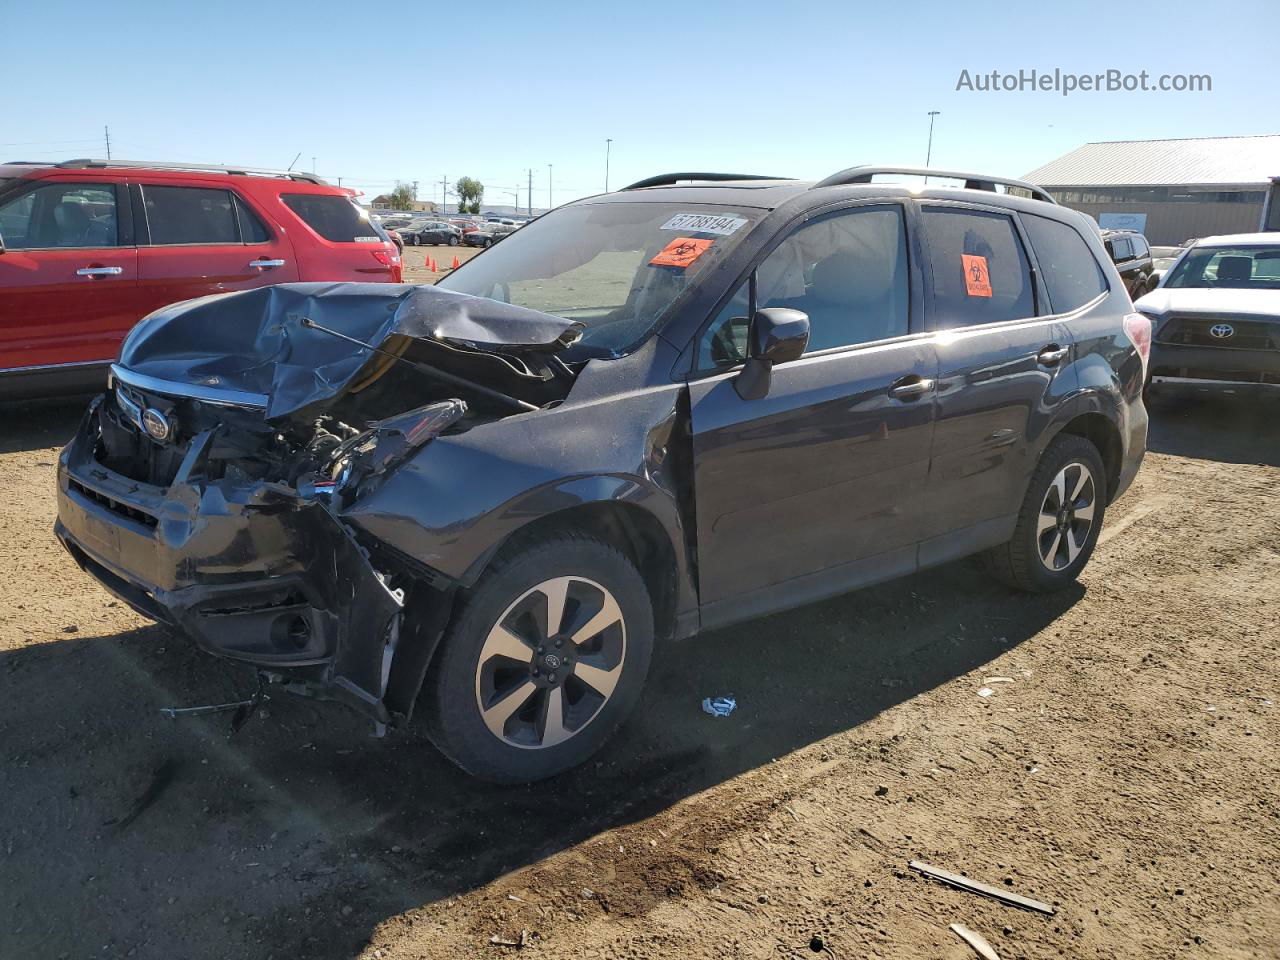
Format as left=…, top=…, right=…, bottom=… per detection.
left=142, top=408, right=173, bottom=442
left=1209, top=323, right=1235, bottom=339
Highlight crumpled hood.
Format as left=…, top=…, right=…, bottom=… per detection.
left=117, top=282, right=583, bottom=421
left=1135, top=287, right=1280, bottom=321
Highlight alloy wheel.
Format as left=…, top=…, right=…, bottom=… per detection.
left=474, top=576, right=626, bottom=750
left=1037, top=461, right=1097, bottom=571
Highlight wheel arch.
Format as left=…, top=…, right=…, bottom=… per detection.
left=1054, top=411, right=1123, bottom=503
left=475, top=499, right=684, bottom=644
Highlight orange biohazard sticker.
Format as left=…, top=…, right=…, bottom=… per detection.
left=962, top=254, right=993, bottom=297
left=650, top=236, right=714, bottom=269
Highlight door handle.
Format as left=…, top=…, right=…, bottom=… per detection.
left=888, top=376, right=936, bottom=400
left=248, top=258, right=286, bottom=269
left=76, top=266, right=123, bottom=277
left=1037, top=344, right=1070, bottom=366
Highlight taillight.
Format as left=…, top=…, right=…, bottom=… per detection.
left=1123, top=312, right=1153, bottom=373
left=371, top=250, right=393, bottom=266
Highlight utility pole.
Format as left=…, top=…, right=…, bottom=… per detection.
left=104, top=125, right=111, bottom=160
left=440, top=176, right=449, bottom=210
left=527, top=169, right=533, bottom=217
left=925, top=111, right=941, bottom=170
left=312, top=156, right=317, bottom=173
left=605, top=138, right=612, bottom=192
left=547, top=164, right=553, bottom=210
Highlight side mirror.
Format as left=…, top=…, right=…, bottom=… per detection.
left=734, top=307, right=809, bottom=400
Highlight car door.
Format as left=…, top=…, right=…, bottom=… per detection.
left=914, top=203, right=1076, bottom=564
left=0, top=178, right=139, bottom=371
left=133, top=180, right=297, bottom=317
left=686, top=203, right=937, bottom=625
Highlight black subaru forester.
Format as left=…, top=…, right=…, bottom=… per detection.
left=55, top=166, right=1150, bottom=782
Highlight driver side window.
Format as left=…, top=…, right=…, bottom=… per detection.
left=697, top=205, right=909, bottom=369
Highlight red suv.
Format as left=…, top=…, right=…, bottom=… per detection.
left=0, top=159, right=402, bottom=398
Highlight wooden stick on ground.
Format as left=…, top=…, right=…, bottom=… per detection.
left=909, top=860, right=1056, bottom=915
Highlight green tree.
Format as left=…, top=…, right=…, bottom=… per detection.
left=387, top=182, right=415, bottom=209
left=456, top=177, right=484, bottom=215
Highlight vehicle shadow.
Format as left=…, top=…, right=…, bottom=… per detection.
left=0, top=561, right=1081, bottom=959
left=0, top=396, right=91, bottom=454
left=1147, top=392, right=1280, bottom=467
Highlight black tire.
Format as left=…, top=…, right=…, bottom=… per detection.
left=483, top=237, right=493, bottom=247
left=982, top=434, right=1108, bottom=593
left=423, top=534, right=654, bottom=783
left=411, top=234, right=420, bottom=246
left=448, top=235, right=459, bottom=246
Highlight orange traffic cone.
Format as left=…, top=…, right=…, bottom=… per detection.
left=451, top=255, right=460, bottom=270
left=429, top=257, right=437, bottom=272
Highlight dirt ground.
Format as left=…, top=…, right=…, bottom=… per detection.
left=1, top=389, right=1277, bottom=960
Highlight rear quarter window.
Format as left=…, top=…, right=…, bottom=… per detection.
left=1022, top=214, right=1109, bottom=313
left=282, top=194, right=381, bottom=243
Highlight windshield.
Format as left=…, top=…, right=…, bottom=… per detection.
left=1164, top=245, right=1280, bottom=290
left=436, top=200, right=764, bottom=357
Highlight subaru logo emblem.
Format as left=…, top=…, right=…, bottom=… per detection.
left=1210, top=323, right=1235, bottom=339
left=142, top=408, right=172, bottom=442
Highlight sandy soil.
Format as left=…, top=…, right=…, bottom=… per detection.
left=0, top=391, right=1277, bottom=960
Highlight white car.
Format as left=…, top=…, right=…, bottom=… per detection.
left=1135, top=233, right=1280, bottom=397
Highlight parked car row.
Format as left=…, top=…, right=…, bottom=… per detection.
left=0, top=159, right=401, bottom=398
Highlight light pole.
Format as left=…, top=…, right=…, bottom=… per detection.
left=925, top=111, right=940, bottom=167
left=605, top=138, right=612, bottom=192
left=547, top=164, right=553, bottom=210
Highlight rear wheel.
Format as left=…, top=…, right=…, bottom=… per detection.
left=983, top=434, right=1107, bottom=592
left=448, top=235, right=459, bottom=246
left=423, top=535, right=653, bottom=783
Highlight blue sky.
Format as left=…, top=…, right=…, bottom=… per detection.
left=2, top=0, right=1273, bottom=209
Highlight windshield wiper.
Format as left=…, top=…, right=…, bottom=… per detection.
left=300, top=317, right=539, bottom=413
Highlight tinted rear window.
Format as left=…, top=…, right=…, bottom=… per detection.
left=282, top=194, right=381, bottom=242
left=1023, top=214, right=1108, bottom=313
left=921, top=207, right=1035, bottom=328
left=144, top=186, right=239, bottom=245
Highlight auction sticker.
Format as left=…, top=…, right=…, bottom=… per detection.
left=660, top=212, right=748, bottom=236
left=962, top=254, right=993, bottom=297
left=650, top=237, right=715, bottom=269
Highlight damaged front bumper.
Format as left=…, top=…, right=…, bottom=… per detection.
left=54, top=398, right=409, bottom=725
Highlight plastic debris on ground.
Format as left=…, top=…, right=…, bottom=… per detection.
left=702, top=696, right=737, bottom=717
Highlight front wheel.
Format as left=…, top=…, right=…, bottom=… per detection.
left=982, top=434, right=1107, bottom=592
left=411, top=235, right=420, bottom=246
left=423, top=535, right=654, bottom=783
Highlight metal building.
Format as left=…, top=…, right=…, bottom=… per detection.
left=1023, top=135, right=1280, bottom=245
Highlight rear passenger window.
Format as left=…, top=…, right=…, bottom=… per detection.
left=921, top=208, right=1034, bottom=328
left=1023, top=215, right=1108, bottom=314
left=144, top=186, right=240, bottom=245
left=282, top=194, right=381, bottom=243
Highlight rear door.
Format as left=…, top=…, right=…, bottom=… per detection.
left=687, top=202, right=937, bottom=624
left=134, top=179, right=298, bottom=317
left=0, top=178, right=139, bottom=370
left=915, top=203, right=1077, bottom=562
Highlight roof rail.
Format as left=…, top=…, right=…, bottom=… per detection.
left=813, top=165, right=1056, bottom=204
left=49, top=158, right=327, bottom=185
left=622, top=172, right=791, bottom=190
